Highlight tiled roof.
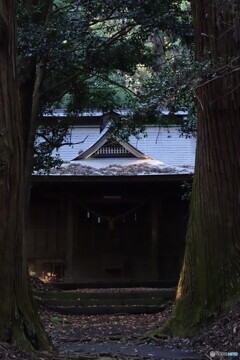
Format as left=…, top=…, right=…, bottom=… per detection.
left=44, top=109, right=188, bottom=117
left=43, top=125, right=196, bottom=176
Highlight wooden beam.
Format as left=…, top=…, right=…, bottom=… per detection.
left=64, top=184, right=74, bottom=282
left=32, top=174, right=193, bottom=183
left=151, top=198, right=160, bottom=280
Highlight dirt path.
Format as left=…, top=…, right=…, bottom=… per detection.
left=32, top=279, right=239, bottom=360
left=41, top=308, right=202, bottom=360
left=0, top=280, right=238, bottom=360
left=59, top=341, right=201, bottom=359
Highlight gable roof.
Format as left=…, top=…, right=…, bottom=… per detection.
left=41, top=125, right=196, bottom=176
left=73, top=129, right=150, bottom=160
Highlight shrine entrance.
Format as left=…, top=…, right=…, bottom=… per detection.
left=71, top=199, right=152, bottom=283
left=27, top=176, right=189, bottom=286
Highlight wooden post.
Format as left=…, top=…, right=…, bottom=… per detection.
left=65, top=184, right=74, bottom=282
left=151, top=198, right=159, bottom=280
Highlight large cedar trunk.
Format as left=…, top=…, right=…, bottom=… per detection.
left=0, top=1, right=51, bottom=349
left=162, top=0, right=240, bottom=335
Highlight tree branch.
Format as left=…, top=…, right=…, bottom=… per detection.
left=43, top=22, right=136, bottom=98
left=51, top=2, right=76, bottom=15
left=35, top=133, right=89, bottom=154
left=43, top=71, right=96, bottom=99
left=88, top=8, right=118, bottom=27
left=98, top=74, right=140, bottom=97
left=47, top=87, right=71, bottom=104
left=194, top=66, right=240, bottom=91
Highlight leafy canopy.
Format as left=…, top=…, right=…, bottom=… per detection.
left=17, top=0, right=193, bottom=171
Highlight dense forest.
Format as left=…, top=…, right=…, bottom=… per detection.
left=0, top=0, right=239, bottom=356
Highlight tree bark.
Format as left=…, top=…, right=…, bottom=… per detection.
left=162, top=0, right=240, bottom=335
left=0, top=0, right=51, bottom=350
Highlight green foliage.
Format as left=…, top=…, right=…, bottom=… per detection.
left=33, top=117, right=71, bottom=172
left=65, top=74, right=138, bottom=114
left=17, top=0, right=195, bottom=171
left=33, top=152, right=63, bottom=174
left=126, top=51, right=216, bottom=137
left=49, top=317, right=63, bottom=323
left=107, top=113, right=148, bottom=142
left=18, top=0, right=193, bottom=107
left=181, top=180, right=192, bottom=201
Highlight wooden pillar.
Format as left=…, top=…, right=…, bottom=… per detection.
left=64, top=184, right=74, bottom=282
left=151, top=198, right=159, bottom=280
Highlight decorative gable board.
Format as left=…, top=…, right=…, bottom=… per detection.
left=93, top=140, right=133, bottom=158
left=73, top=130, right=150, bottom=160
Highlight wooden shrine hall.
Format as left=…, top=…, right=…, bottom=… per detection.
left=27, top=110, right=196, bottom=286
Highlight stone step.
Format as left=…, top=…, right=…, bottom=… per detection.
left=35, top=288, right=175, bottom=315
left=37, top=288, right=176, bottom=301
left=52, top=281, right=177, bottom=290
left=47, top=304, right=166, bottom=315
left=40, top=297, right=167, bottom=307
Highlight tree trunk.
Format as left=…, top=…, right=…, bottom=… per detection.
left=162, top=0, right=240, bottom=335
left=18, top=1, right=53, bottom=205
left=0, top=0, right=51, bottom=350
left=19, top=0, right=53, bottom=164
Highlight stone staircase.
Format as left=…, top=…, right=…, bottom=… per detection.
left=35, top=288, right=176, bottom=315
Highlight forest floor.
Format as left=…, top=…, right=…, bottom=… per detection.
left=0, top=278, right=239, bottom=360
